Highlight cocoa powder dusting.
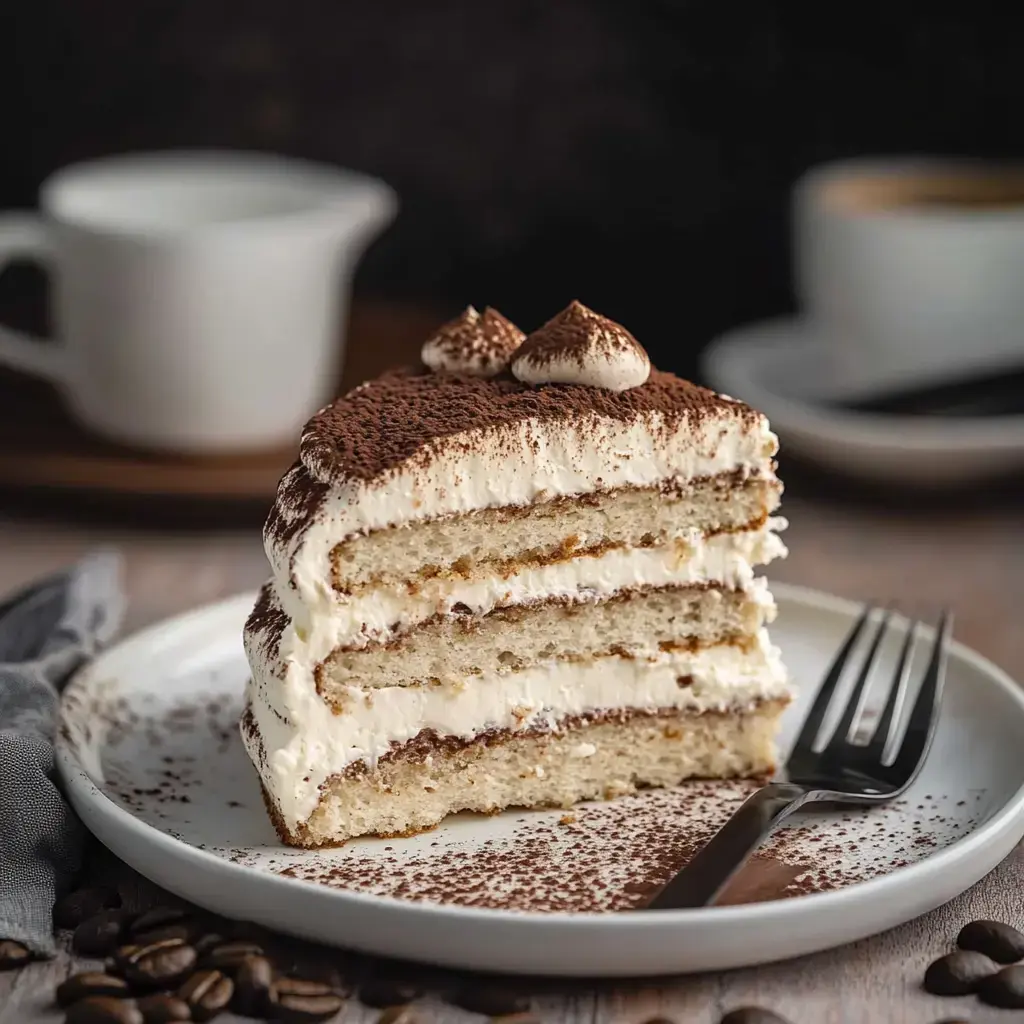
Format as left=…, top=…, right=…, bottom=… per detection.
left=76, top=689, right=980, bottom=918
left=296, top=364, right=755, bottom=486
left=421, top=305, right=525, bottom=376
left=245, top=583, right=288, bottom=662
left=262, top=461, right=329, bottom=549
left=271, top=783, right=872, bottom=912
left=513, top=299, right=645, bottom=369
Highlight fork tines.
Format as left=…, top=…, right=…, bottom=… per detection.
left=790, top=605, right=952, bottom=771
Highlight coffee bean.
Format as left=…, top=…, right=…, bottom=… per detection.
left=131, top=924, right=195, bottom=947
left=0, top=939, right=31, bottom=971
left=273, top=977, right=337, bottom=999
left=957, top=919, right=1024, bottom=963
left=450, top=982, right=530, bottom=1016
left=74, top=911, right=131, bottom=957
left=924, top=951, right=999, bottom=995
left=178, top=968, right=234, bottom=1021
left=200, top=939, right=264, bottom=972
left=122, top=939, right=198, bottom=991
left=490, top=1015, right=543, bottom=1024
left=377, top=1007, right=421, bottom=1024
left=233, top=954, right=274, bottom=1015
left=979, top=964, right=1024, bottom=1008
left=270, top=988, right=345, bottom=1023
left=65, top=996, right=144, bottom=1024
left=720, top=1010, right=790, bottom=1024
left=271, top=976, right=345, bottom=1020
left=54, top=888, right=122, bottom=930
left=129, top=908, right=190, bottom=937
left=358, top=977, right=422, bottom=1008
left=191, top=933, right=224, bottom=959
left=135, top=995, right=191, bottom=1023
left=56, top=972, right=131, bottom=1007
left=107, top=944, right=141, bottom=975
left=275, top=954, right=343, bottom=989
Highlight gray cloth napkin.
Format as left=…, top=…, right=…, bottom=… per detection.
left=0, top=550, right=124, bottom=956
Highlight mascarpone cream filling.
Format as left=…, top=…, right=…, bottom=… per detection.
left=269, top=411, right=779, bottom=608
left=268, top=519, right=787, bottom=653
left=244, top=522, right=788, bottom=827
left=244, top=629, right=788, bottom=828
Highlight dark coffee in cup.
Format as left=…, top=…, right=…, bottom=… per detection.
left=823, top=170, right=1024, bottom=212
left=793, top=159, right=1024, bottom=389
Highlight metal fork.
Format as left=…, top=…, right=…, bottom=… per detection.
left=644, top=605, right=952, bottom=910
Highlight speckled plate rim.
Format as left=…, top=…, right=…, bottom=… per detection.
left=56, top=583, right=1024, bottom=977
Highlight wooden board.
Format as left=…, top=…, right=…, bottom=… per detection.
left=0, top=300, right=443, bottom=502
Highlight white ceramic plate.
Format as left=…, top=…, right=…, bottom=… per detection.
left=58, top=584, right=1024, bottom=977
left=701, top=318, right=1024, bottom=484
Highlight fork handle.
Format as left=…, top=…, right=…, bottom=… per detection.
left=645, top=782, right=811, bottom=910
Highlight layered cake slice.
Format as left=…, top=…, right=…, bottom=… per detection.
left=242, top=301, right=789, bottom=847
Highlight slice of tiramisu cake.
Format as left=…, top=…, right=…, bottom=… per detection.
left=242, top=301, right=789, bottom=847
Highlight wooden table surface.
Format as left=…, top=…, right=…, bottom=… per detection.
left=1, top=481, right=1023, bottom=1024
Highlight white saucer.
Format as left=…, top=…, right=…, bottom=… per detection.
left=701, top=318, right=1024, bottom=484
left=57, top=586, right=1024, bottom=976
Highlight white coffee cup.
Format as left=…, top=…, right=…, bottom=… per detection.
left=0, top=151, right=396, bottom=452
left=793, top=157, right=1024, bottom=390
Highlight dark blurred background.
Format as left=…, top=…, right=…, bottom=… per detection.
left=2, top=3, right=1021, bottom=381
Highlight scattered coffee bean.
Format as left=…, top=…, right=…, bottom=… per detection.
left=924, top=950, right=999, bottom=995
left=65, top=996, right=144, bottom=1024
left=277, top=959, right=343, bottom=992
left=377, top=1007, right=421, bottom=1024
left=490, top=1015, right=543, bottom=1024
left=54, top=888, right=122, bottom=930
left=272, top=977, right=338, bottom=999
left=271, top=975, right=346, bottom=1020
left=358, top=976, right=422, bottom=1008
left=135, top=995, right=191, bottom=1024
left=73, top=911, right=130, bottom=957
left=270, top=989, right=345, bottom=1023
left=129, top=907, right=189, bottom=938
left=191, top=933, right=224, bottom=959
left=130, top=924, right=194, bottom=947
left=450, top=982, right=530, bottom=1017
left=0, top=939, right=31, bottom=971
left=234, top=954, right=274, bottom=1015
left=107, top=944, right=141, bottom=975
left=178, top=968, right=234, bottom=1021
left=200, top=939, right=264, bottom=972
left=56, top=972, right=131, bottom=1007
left=122, top=939, right=197, bottom=991
left=957, top=919, right=1024, bottom=963
left=979, top=964, right=1024, bottom=1008
left=720, top=1010, right=790, bottom=1024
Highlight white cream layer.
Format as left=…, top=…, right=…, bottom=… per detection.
left=269, top=519, right=787, bottom=652
left=244, top=523, right=787, bottom=828
left=269, top=408, right=778, bottom=610
left=243, top=629, right=789, bottom=829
